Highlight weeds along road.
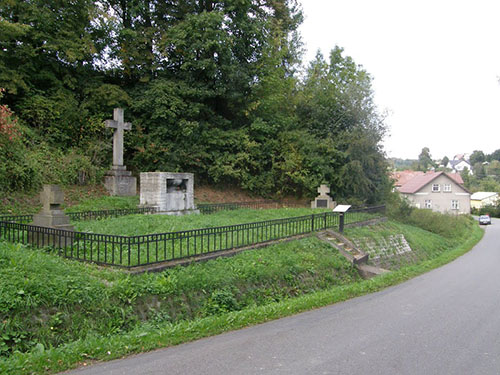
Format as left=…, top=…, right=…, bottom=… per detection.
left=66, top=220, right=499, bottom=375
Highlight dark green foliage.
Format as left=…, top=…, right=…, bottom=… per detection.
left=1, top=0, right=389, bottom=203
left=417, top=147, right=435, bottom=171
left=393, top=206, right=473, bottom=240
left=472, top=204, right=500, bottom=218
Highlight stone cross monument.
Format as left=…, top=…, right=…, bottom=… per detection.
left=103, top=108, right=137, bottom=196
left=106, top=108, right=131, bottom=168
left=311, top=184, right=336, bottom=209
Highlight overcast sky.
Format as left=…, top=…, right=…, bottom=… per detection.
left=298, top=0, right=500, bottom=160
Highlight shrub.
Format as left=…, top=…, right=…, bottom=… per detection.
left=404, top=209, right=471, bottom=239
left=472, top=204, right=500, bottom=218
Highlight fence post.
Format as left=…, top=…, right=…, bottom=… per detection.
left=311, top=214, right=315, bottom=232
left=128, top=237, right=131, bottom=268
left=339, top=213, right=345, bottom=233
left=324, top=212, right=327, bottom=230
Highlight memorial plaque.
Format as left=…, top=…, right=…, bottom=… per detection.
left=316, top=199, right=328, bottom=208
left=311, top=184, right=336, bottom=209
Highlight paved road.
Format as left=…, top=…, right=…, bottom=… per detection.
left=67, top=220, right=500, bottom=375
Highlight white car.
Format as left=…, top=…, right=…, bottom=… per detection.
left=479, top=215, right=491, bottom=225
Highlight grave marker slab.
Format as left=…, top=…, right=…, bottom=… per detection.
left=311, top=184, right=336, bottom=209
left=29, top=185, right=74, bottom=246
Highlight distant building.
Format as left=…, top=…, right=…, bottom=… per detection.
left=395, top=171, right=470, bottom=214
left=447, top=154, right=472, bottom=174
left=470, top=192, right=499, bottom=209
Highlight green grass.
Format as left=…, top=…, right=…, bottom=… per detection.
left=345, top=220, right=468, bottom=270
left=64, top=196, right=140, bottom=212
left=0, top=236, right=358, bottom=364
left=0, top=211, right=483, bottom=375
left=69, top=208, right=335, bottom=267
left=73, top=207, right=331, bottom=235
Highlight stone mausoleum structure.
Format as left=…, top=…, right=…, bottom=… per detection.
left=29, top=185, right=74, bottom=246
left=311, top=184, right=336, bottom=209
left=140, top=172, right=198, bottom=215
left=104, top=108, right=137, bottom=196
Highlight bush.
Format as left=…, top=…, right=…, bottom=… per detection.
left=0, top=91, right=107, bottom=192
left=471, top=204, right=500, bottom=218
left=0, top=96, right=39, bottom=192
left=394, top=207, right=472, bottom=239
left=386, top=194, right=414, bottom=221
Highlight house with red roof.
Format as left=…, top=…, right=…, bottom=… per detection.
left=396, top=171, right=470, bottom=214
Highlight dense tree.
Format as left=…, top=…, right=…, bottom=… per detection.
left=441, top=156, right=449, bottom=168
left=470, top=150, right=486, bottom=166
left=0, top=1, right=390, bottom=203
left=488, top=149, right=500, bottom=162
left=296, top=47, right=389, bottom=203
left=473, top=162, right=486, bottom=179
left=487, top=160, right=500, bottom=179
left=417, top=147, right=434, bottom=171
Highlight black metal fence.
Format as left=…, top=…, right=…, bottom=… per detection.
left=0, top=204, right=385, bottom=269
left=0, top=207, right=159, bottom=225
left=197, top=201, right=303, bottom=214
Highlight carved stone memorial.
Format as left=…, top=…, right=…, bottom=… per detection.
left=140, top=172, right=199, bottom=215
left=103, top=108, right=137, bottom=196
left=311, top=184, right=336, bottom=209
left=29, top=185, right=74, bottom=246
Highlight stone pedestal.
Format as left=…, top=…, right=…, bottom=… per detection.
left=140, top=172, right=198, bottom=215
left=29, top=185, right=74, bottom=246
left=311, top=184, right=336, bottom=209
left=104, top=166, right=137, bottom=196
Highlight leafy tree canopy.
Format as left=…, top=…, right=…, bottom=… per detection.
left=0, top=1, right=390, bottom=204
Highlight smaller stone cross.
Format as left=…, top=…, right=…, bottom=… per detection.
left=106, top=108, right=132, bottom=167
left=317, top=184, right=330, bottom=197
left=40, top=184, right=64, bottom=212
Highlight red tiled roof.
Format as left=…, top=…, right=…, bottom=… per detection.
left=391, top=170, right=425, bottom=187
left=398, top=171, right=469, bottom=194
left=447, top=172, right=464, bottom=185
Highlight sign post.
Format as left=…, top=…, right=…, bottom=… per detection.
left=332, top=205, right=351, bottom=233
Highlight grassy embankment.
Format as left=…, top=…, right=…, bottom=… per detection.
left=0, top=198, right=483, bottom=375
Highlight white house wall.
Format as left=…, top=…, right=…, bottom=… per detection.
left=402, top=175, right=470, bottom=214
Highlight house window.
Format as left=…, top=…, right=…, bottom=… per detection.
left=424, top=200, right=432, bottom=209
left=443, top=184, right=451, bottom=192
left=451, top=200, right=459, bottom=210
left=432, top=184, right=440, bottom=192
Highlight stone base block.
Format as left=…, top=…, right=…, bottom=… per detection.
left=104, top=167, right=137, bottom=196
left=155, top=209, right=200, bottom=216
left=33, top=211, right=72, bottom=227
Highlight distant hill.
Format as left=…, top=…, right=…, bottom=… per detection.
left=389, top=158, right=418, bottom=170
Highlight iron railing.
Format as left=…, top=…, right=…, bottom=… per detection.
left=0, top=207, right=159, bottom=225
left=0, top=204, right=385, bottom=269
left=197, top=201, right=305, bottom=214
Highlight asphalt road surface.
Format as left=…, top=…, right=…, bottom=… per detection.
left=66, top=219, right=500, bottom=375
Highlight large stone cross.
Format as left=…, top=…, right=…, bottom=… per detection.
left=106, top=108, right=132, bottom=167
left=317, top=184, right=330, bottom=197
